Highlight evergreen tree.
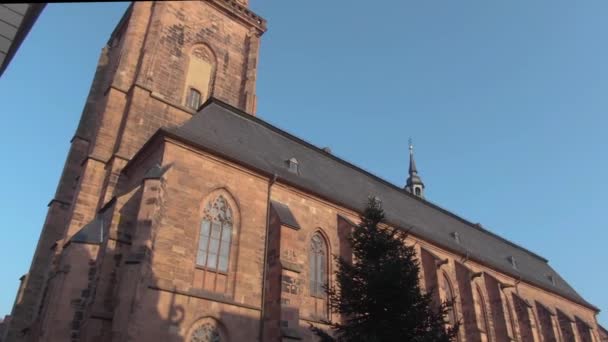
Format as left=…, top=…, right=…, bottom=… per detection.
left=311, top=196, right=459, bottom=342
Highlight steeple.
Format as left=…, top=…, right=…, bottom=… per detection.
left=405, top=139, right=425, bottom=198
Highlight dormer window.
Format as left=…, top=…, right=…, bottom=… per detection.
left=507, top=256, right=517, bottom=269
left=452, top=232, right=461, bottom=244
left=186, top=88, right=202, bottom=110
left=547, top=274, right=555, bottom=285
left=287, top=158, right=299, bottom=174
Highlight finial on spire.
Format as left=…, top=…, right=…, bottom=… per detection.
left=404, top=139, right=425, bottom=198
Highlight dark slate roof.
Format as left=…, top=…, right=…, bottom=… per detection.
left=161, top=98, right=596, bottom=311
left=271, top=200, right=301, bottom=229
left=70, top=218, right=104, bottom=245
left=143, top=163, right=172, bottom=180
left=68, top=198, right=115, bottom=245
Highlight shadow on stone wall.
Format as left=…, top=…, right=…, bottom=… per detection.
left=105, top=173, right=265, bottom=342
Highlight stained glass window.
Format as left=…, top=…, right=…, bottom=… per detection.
left=310, top=233, right=327, bottom=297
left=197, top=195, right=233, bottom=272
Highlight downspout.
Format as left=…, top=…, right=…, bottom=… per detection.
left=259, top=173, right=278, bottom=342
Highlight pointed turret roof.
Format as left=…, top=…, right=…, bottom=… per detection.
left=409, top=144, right=418, bottom=174
left=406, top=142, right=424, bottom=191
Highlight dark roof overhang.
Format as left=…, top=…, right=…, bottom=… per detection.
left=271, top=200, right=301, bottom=230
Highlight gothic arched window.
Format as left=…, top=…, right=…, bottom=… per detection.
left=190, top=322, right=221, bottom=342
left=197, top=195, right=233, bottom=272
left=184, top=44, right=215, bottom=108
left=310, top=233, right=328, bottom=297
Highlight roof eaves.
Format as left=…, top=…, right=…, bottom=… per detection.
left=0, top=3, right=46, bottom=78
left=337, top=214, right=358, bottom=227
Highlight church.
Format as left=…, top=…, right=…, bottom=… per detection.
left=4, top=1, right=606, bottom=341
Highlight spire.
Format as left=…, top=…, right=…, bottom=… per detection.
left=408, top=143, right=418, bottom=174
left=405, top=139, right=425, bottom=198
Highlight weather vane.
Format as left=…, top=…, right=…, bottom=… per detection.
left=408, top=137, right=413, bottom=151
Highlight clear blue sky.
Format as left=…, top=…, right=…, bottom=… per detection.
left=1, top=1, right=606, bottom=327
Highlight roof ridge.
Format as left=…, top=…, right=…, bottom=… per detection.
left=205, top=97, right=549, bottom=264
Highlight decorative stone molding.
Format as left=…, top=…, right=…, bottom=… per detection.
left=206, top=0, right=267, bottom=34
left=149, top=282, right=260, bottom=312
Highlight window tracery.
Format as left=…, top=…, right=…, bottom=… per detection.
left=197, top=195, right=233, bottom=272
left=309, top=233, right=327, bottom=297
left=190, top=322, right=221, bottom=342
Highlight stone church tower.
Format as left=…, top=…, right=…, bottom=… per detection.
left=5, top=1, right=606, bottom=342
left=6, top=1, right=266, bottom=341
